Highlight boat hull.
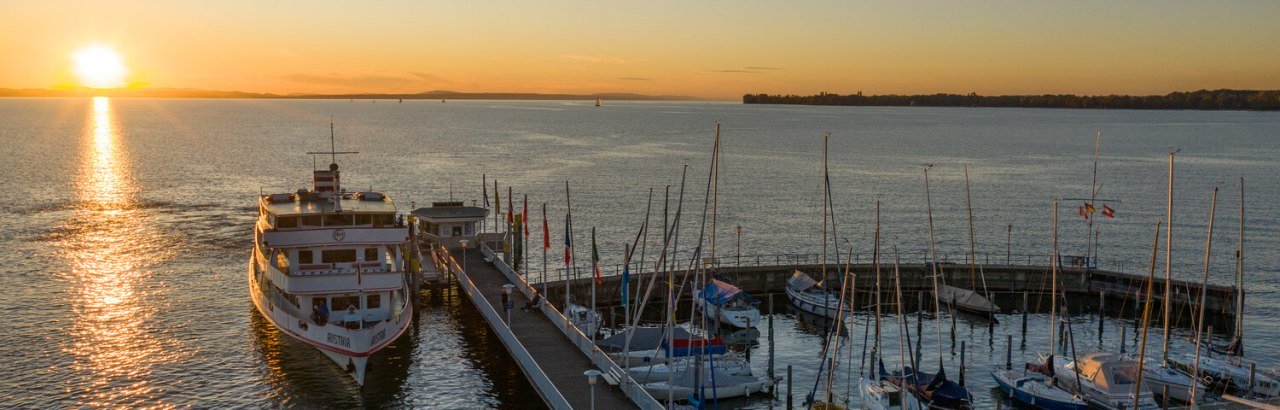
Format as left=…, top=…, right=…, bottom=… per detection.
left=695, top=296, right=761, bottom=328
left=991, top=369, right=1088, bottom=410
left=247, top=258, right=412, bottom=386
left=785, top=285, right=844, bottom=319
left=642, top=378, right=772, bottom=401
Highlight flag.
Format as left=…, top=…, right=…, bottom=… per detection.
left=590, top=227, right=602, bottom=284
left=507, top=186, right=514, bottom=225
left=482, top=174, right=489, bottom=208
left=1102, top=204, right=1115, bottom=218
left=1078, top=205, right=1089, bottom=220
left=1084, top=202, right=1096, bottom=214
left=564, top=214, right=572, bottom=267
left=522, top=194, right=529, bottom=237
left=621, top=244, right=630, bottom=308
left=542, top=204, right=550, bottom=249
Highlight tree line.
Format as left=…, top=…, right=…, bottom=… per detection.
left=743, top=89, right=1280, bottom=111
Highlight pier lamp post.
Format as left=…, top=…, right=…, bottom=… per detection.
left=502, top=284, right=515, bottom=326
left=459, top=239, right=470, bottom=272
left=583, top=369, right=601, bottom=410
left=736, top=225, right=742, bottom=267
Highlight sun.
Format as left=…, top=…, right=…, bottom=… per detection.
left=73, top=46, right=127, bottom=88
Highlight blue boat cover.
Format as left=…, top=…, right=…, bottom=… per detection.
left=699, top=278, right=756, bottom=306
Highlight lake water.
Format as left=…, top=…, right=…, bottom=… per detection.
left=2, top=97, right=1278, bottom=408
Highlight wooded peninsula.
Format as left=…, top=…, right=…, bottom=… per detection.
left=744, top=89, right=1280, bottom=111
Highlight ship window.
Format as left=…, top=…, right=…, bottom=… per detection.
left=366, top=294, right=381, bottom=309
left=371, top=214, right=394, bottom=227
left=324, top=214, right=353, bottom=226
left=322, top=249, right=357, bottom=263
left=276, top=216, right=298, bottom=228
left=363, top=248, right=379, bottom=262
left=332, top=296, right=360, bottom=311
left=355, top=214, right=372, bottom=225
left=301, top=215, right=322, bottom=227
left=298, top=250, right=313, bottom=264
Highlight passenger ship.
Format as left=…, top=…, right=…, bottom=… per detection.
left=248, top=158, right=413, bottom=386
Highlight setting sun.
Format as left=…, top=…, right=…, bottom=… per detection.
left=73, top=46, right=126, bottom=89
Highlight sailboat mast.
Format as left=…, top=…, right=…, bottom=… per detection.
left=1087, top=132, right=1100, bottom=261
left=1189, top=187, right=1219, bottom=406
left=1162, top=151, right=1174, bottom=363
left=1237, top=177, right=1245, bottom=343
left=1133, top=220, right=1163, bottom=409
left=964, top=164, right=977, bottom=289
left=924, top=165, right=945, bottom=371
left=1050, top=201, right=1058, bottom=354
left=821, top=134, right=829, bottom=295
left=871, top=201, right=882, bottom=377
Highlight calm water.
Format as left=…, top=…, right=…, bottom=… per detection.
left=2, top=97, right=1278, bottom=408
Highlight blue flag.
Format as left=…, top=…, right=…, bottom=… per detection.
left=621, top=244, right=630, bottom=308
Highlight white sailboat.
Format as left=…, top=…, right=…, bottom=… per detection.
left=694, top=278, right=761, bottom=328
left=247, top=129, right=414, bottom=386
left=785, top=271, right=844, bottom=319
left=941, top=164, right=999, bottom=316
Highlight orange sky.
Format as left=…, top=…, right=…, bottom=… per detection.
left=2, top=1, right=1279, bottom=99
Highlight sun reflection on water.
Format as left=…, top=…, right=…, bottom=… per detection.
left=59, top=97, right=181, bottom=407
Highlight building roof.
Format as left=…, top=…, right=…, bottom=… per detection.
left=412, top=206, right=488, bottom=221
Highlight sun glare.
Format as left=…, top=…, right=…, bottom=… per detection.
left=73, top=46, right=127, bottom=89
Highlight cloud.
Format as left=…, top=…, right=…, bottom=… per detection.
left=745, top=66, right=783, bottom=70
left=618, top=77, right=651, bottom=81
left=710, top=69, right=758, bottom=74
left=560, top=54, right=627, bottom=64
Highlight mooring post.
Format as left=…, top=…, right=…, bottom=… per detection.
left=1120, top=326, right=1126, bottom=354
left=959, top=340, right=966, bottom=386
left=1021, top=292, right=1028, bottom=334
left=769, top=293, right=776, bottom=381
left=951, top=295, right=958, bottom=347
left=1250, top=363, right=1257, bottom=397
left=1005, top=334, right=1013, bottom=370
left=786, top=365, right=793, bottom=410
left=1162, top=385, right=1169, bottom=409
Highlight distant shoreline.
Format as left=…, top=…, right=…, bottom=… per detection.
left=745, top=89, right=1280, bottom=111
left=0, top=88, right=699, bottom=101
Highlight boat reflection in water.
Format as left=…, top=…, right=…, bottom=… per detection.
left=58, top=97, right=183, bottom=407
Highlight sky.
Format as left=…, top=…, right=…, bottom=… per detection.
left=2, top=0, right=1279, bottom=99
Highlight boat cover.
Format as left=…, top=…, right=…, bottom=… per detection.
left=596, top=327, right=693, bottom=352
left=699, top=278, right=755, bottom=306
left=1026, top=354, right=1056, bottom=378
left=663, top=337, right=728, bottom=357
left=938, top=284, right=998, bottom=313
left=880, top=362, right=972, bottom=409
left=788, top=270, right=819, bottom=291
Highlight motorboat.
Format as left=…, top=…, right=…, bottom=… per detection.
left=1050, top=353, right=1159, bottom=409
left=859, top=377, right=923, bottom=410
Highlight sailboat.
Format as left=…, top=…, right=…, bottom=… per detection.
left=787, top=136, right=845, bottom=319
left=880, top=165, right=974, bottom=410
left=991, top=201, right=1087, bottom=410
left=595, top=98, right=603, bottom=107
left=695, top=278, right=762, bottom=328
left=933, top=165, right=999, bottom=316
left=1168, top=181, right=1280, bottom=399
left=1136, top=151, right=1205, bottom=405
left=860, top=235, right=924, bottom=410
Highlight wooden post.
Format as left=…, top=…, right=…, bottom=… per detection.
left=960, top=340, right=966, bottom=386
left=1005, top=334, right=1012, bottom=370
left=1250, top=363, right=1257, bottom=397
left=769, top=294, right=776, bottom=381
left=1021, top=292, right=1028, bottom=335
left=786, top=365, right=793, bottom=410
left=1120, top=326, right=1126, bottom=354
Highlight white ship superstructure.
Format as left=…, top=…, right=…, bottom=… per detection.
left=248, top=158, right=413, bottom=386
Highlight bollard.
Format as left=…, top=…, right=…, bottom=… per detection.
left=960, top=341, right=966, bottom=386
left=1005, top=334, right=1013, bottom=370
left=787, top=365, right=793, bottom=410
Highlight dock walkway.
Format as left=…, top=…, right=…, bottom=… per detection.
left=430, top=242, right=660, bottom=409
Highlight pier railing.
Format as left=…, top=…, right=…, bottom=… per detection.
left=481, top=244, right=664, bottom=410
left=431, top=246, right=574, bottom=410
left=521, top=249, right=1108, bottom=284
